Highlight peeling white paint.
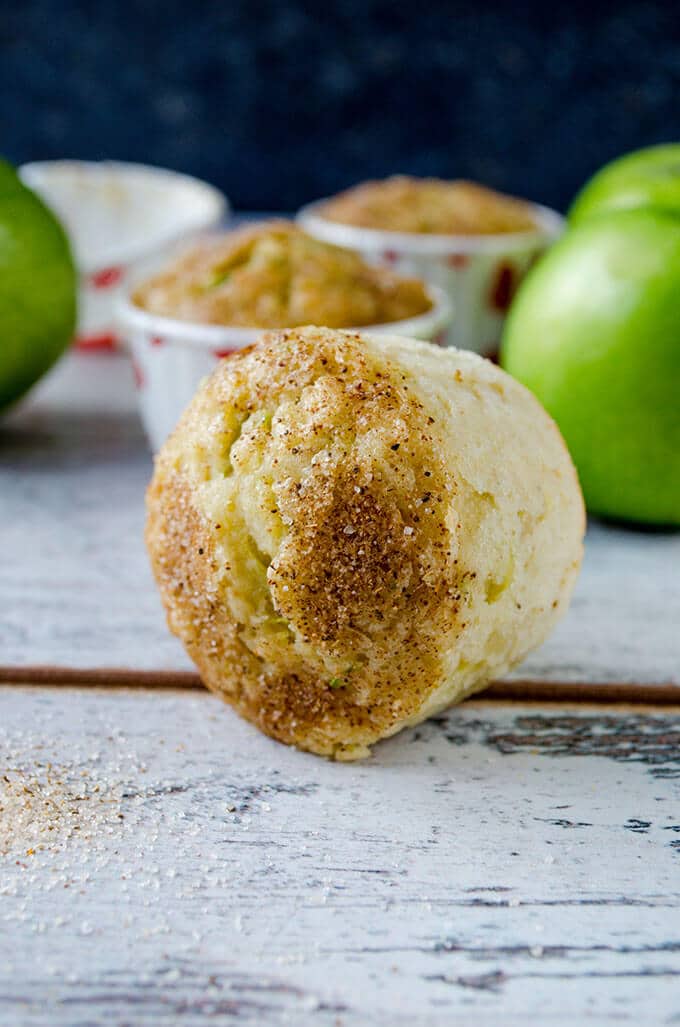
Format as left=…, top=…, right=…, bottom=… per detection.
left=0, top=689, right=679, bottom=1024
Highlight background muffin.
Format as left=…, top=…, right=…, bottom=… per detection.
left=300, top=182, right=563, bottom=356
left=318, top=176, right=538, bottom=235
left=134, top=219, right=432, bottom=328
left=146, top=327, right=584, bottom=759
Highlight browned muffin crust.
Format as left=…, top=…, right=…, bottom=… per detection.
left=319, top=176, right=538, bottom=234
left=133, top=220, right=432, bottom=328
left=146, top=328, right=462, bottom=758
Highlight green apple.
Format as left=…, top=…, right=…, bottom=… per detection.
left=0, top=159, right=77, bottom=411
left=500, top=208, right=680, bottom=526
left=569, top=143, right=680, bottom=224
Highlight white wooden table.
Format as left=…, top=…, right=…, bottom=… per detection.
left=1, top=350, right=679, bottom=1025
left=2, top=352, right=679, bottom=691
left=1, top=689, right=679, bottom=1025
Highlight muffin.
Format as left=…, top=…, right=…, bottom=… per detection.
left=317, top=176, right=538, bottom=235
left=299, top=180, right=563, bottom=356
left=146, top=327, right=584, bottom=760
left=133, top=219, right=432, bottom=328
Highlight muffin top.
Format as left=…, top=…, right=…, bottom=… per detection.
left=133, top=220, right=432, bottom=328
left=318, top=176, right=538, bottom=235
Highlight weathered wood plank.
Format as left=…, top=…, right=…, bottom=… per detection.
left=1, top=688, right=679, bottom=1024
left=2, top=352, right=679, bottom=690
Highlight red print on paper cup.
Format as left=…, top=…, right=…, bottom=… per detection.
left=132, top=359, right=145, bottom=390
left=75, top=332, right=118, bottom=352
left=446, top=253, right=469, bottom=270
left=489, top=262, right=517, bottom=313
left=89, top=266, right=124, bottom=290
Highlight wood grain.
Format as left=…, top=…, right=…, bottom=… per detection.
left=1, top=668, right=680, bottom=706
left=1, top=687, right=679, bottom=1025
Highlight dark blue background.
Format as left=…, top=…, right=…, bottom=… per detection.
left=3, top=0, right=679, bottom=213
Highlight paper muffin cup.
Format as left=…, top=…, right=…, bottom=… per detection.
left=19, top=161, right=228, bottom=353
left=117, top=285, right=451, bottom=451
left=298, top=200, right=564, bottom=356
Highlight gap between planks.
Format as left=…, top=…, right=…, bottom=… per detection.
left=0, top=665, right=679, bottom=705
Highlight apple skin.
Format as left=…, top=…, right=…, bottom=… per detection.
left=500, top=208, right=680, bottom=526
left=0, top=160, right=77, bottom=411
left=569, top=143, right=680, bottom=224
